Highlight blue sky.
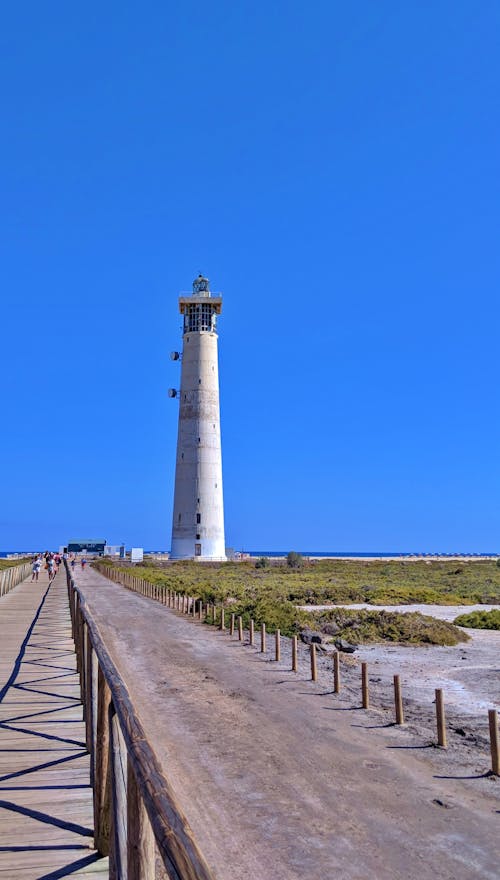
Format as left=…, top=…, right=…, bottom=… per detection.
left=1, top=1, right=499, bottom=551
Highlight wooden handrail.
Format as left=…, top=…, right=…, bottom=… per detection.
left=65, top=562, right=214, bottom=880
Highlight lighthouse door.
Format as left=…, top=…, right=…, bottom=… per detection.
left=195, top=543, right=202, bottom=557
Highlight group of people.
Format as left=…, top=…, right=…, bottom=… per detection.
left=70, top=556, right=87, bottom=571
left=31, top=551, right=88, bottom=582
left=31, top=551, right=63, bottom=582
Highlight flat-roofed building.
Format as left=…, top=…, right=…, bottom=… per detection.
left=66, top=538, right=107, bottom=554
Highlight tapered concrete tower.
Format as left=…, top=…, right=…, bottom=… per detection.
left=169, top=275, right=226, bottom=561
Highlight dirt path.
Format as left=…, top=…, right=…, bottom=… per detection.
left=76, top=568, right=500, bottom=880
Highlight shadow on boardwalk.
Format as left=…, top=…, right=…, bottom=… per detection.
left=0, top=569, right=108, bottom=879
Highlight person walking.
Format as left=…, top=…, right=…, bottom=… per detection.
left=47, top=555, right=55, bottom=581
left=31, top=556, right=41, bottom=582
left=81, top=557, right=87, bottom=571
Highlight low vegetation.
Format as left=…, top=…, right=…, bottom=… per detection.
left=454, top=609, right=500, bottom=630
left=309, top=608, right=468, bottom=646
left=93, top=556, right=485, bottom=645
left=96, top=556, right=500, bottom=605
left=0, top=557, right=30, bottom=571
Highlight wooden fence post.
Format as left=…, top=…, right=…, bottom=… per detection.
left=394, top=675, right=404, bottom=724
left=310, top=643, right=317, bottom=681
left=220, top=608, right=225, bottom=631
left=109, top=707, right=127, bottom=878
left=435, top=689, right=447, bottom=748
left=361, top=662, right=369, bottom=709
left=230, top=613, right=235, bottom=635
left=292, top=635, right=298, bottom=672
left=489, top=709, right=500, bottom=776
left=94, top=667, right=112, bottom=855
left=275, top=629, right=281, bottom=662
left=127, top=761, right=155, bottom=880
left=85, top=627, right=94, bottom=756
left=333, top=652, right=340, bottom=693
left=238, top=616, right=243, bottom=641
left=261, top=623, right=266, bottom=653
left=249, top=619, right=254, bottom=646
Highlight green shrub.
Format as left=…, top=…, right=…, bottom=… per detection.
left=287, top=551, right=303, bottom=568
left=454, top=609, right=500, bottom=630
left=310, top=608, right=468, bottom=646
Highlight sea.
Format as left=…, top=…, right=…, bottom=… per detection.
left=1, top=550, right=498, bottom=559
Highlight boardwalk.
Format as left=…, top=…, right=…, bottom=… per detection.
left=0, top=567, right=108, bottom=879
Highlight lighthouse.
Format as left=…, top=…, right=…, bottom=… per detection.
left=169, top=275, right=226, bottom=561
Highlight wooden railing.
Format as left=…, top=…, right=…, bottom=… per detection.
left=66, top=563, right=214, bottom=880
left=0, top=561, right=31, bottom=597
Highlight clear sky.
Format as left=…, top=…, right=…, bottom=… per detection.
left=1, top=1, right=499, bottom=552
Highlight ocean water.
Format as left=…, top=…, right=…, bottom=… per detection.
left=1, top=550, right=498, bottom=558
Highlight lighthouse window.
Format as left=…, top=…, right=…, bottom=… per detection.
left=185, top=303, right=215, bottom=332
left=196, top=513, right=201, bottom=524
left=196, top=533, right=200, bottom=540
left=178, top=513, right=181, bottom=522
left=198, top=378, right=201, bottom=384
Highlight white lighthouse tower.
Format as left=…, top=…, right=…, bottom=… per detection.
left=169, top=275, right=226, bottom=561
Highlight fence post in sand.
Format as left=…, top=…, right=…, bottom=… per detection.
left=292, top=635, right=298, bottom=672
left=249, top=619, right=254, bottom=646
left=275, top=629, right=281, bottom=662
left=488, top=709, right=500, bottom=776
left=230, top=613, right=235, bottom=636
left=220, top=608, right=225, bottom=631
left=394, top=675, right=404, bottom=725
left=361, top=662, right=369, bottom=709
left=198, top=600, right=203, bottom=620
left=238, top=616, right=243, bottom=641
left=333, top=652, right=340, bottom=693
left=435, top=689, right=447, bottom=748
left=310, top=643, right=318, bottom=681
left=261, top=623, right=266, bottom=653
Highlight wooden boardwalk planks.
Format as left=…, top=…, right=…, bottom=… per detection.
left=0, top=567, right=108, bottom=878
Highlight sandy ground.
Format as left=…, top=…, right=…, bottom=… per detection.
left=75, top=568, right=500, bottom=880
left=300, top=603, right=500, bottom=716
